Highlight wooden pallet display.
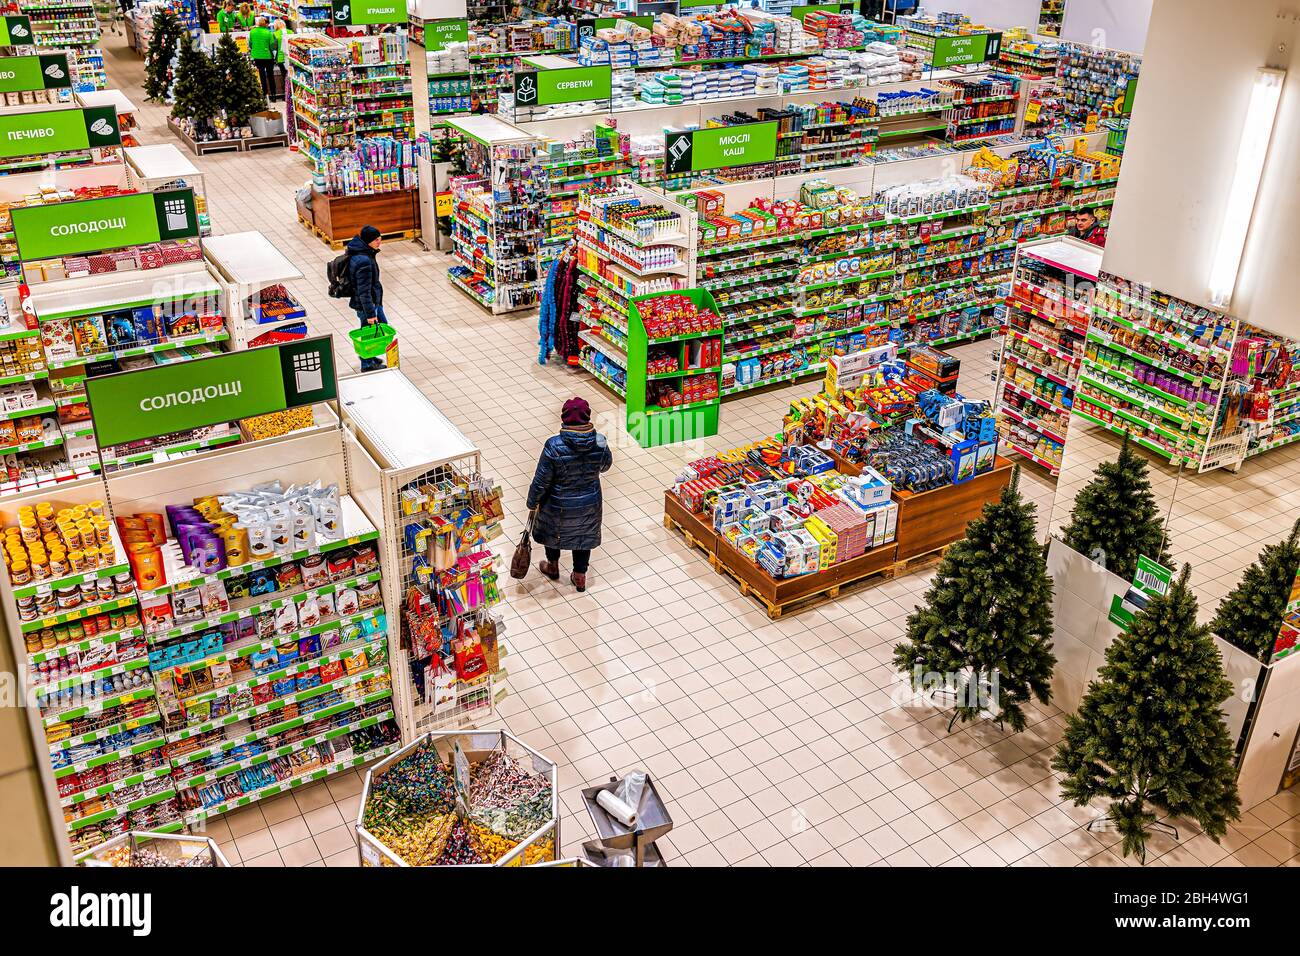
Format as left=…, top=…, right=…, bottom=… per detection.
left=662, top=492, right=720, bottom=569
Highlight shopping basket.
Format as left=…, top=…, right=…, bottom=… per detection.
left=349, top=323, right=399, bottom=368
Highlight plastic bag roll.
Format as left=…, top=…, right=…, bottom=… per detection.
left=597, top=788, right=638, bottom=827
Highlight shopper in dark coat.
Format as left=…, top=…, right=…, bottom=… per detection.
left=527, top=397, right=613, bottom=591
left=346, top=225, right=385, bottom=371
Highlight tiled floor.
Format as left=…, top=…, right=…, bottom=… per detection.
left=97, top=33, right=1300, bottom=867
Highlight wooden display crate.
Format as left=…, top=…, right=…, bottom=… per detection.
left=296, top=187, right=420, bottom=249
left=713, top=534, right=898, bottom=619
left=661, top=453, right=1015, bottom=619
left=828, top=450, right=1016, bottom=561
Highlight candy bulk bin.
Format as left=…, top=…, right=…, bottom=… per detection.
left=356, top=730, right=559, bottom=867
left=74, top=831, right=230, bottom=867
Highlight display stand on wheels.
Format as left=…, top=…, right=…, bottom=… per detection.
left=336, top=369, right=509, bottom=740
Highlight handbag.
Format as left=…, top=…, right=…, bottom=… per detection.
left=509, top=510, right=535, bottom=580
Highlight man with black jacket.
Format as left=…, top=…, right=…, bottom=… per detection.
left=346, top=225, right=386, bottom=370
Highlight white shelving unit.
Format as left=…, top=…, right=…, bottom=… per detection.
left=338, top=369, right=506, bottom=739
left=123, top=144, right=209, bottom=235
left=202, top=231, right=309, bottom=351
left=993, top=237, right=1102, bottom=476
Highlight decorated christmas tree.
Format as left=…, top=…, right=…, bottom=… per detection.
left=1060, top=432, right=1172, bottom=581
left=143, top=10, right=184, bottom=103
left=1211, top=519, right=1300, bottom=662
left=212, top=34, right=268, bottom=130
left=170, top=38, right=221, bottom=139
left=1053, top=564, right=1241, bottom=862
left=893, top=469, right=1055, bottom=733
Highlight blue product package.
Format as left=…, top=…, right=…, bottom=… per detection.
left=133, top=307, right=164, bottom=343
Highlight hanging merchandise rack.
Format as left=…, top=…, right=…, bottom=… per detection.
left=445, top=114, right=543, bottom=314
left=336, top=370, right=509, bottom=739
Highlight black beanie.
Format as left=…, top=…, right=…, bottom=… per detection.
left=359, top=225, right=381, bottom=244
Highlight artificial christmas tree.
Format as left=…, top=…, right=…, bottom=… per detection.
left=1060, top=433, right=1172, bottom=582
left=893, top=469, right=1055, bottom=733
left=1053, top=564, right=1241, bottom=862
left=1211, top=519, right=1300, bottom=662
left=144, top=9, right=184, bottom=103
left=170, top=38, right=221, bottom=141
left=212, top=34, right=268, bottom=131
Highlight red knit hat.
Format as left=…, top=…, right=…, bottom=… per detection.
left=562, top=397, right=591, bottom=426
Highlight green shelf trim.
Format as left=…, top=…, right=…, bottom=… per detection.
left=625, top=289, right=723, bottom=449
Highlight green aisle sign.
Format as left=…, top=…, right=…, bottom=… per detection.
left=0, top=106, right=120, bottom=159
left=513, top=65, right=612, bottom=106
left=0, top=15, right=33, bottom=46
left=665, top=121, right=778, bottom=174
left=424, top=18, right=468, bottom=52
left=0, top=53, right=72, bottom=92
left=330, top=0, right=404, bottom=25
left=932, top=32, right=1003, bottom=68
left=85, top=337, right=338, bottom=446
left=11, top=189, right=198, bottom=261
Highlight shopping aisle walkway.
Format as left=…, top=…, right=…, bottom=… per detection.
left=99, top=39, right=1299, bottom=867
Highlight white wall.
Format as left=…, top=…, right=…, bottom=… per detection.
left=1101, top=0, right=1300, bottom=338
left=1059, top=0, right=1153, bottom=54
left=923, top=0, right=1043, bottom=31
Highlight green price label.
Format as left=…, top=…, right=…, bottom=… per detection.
left=678, top=0, right=720, bottom=7
left=424, top=18, right=468, bottom=52
left=1121, top=77, right=1137, bottom=115
left=330, top=0, right=404, bottom=25
left=1131, top=555, right=1173, bottom=601
left=85, top=337, right=338, bottom=447
left=513, top=65, right=612, bottom=106
left=665, top=121, right=778, bottom=174
left=0, top=106, right=119, bottom=159
left=0, top=15, right=33, bottom=46
left=11, top=189, right=198, bottom=261
left=0, top=53, right=72, bottom=92
left=932, top=32, right=1003, bottom=68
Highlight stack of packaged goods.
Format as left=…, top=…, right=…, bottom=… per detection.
left=346, top=32, right=414, bottom=142
left=287, top=34, right=356, bottom=166
left=318, top=137, right=419, bottom=197
left=1053, top=43, right=1141, bottom=129
left=670, top=350, right=1000, bottom=583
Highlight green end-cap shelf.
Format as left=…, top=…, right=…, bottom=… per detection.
left=624, top=289, right=723, bottom=449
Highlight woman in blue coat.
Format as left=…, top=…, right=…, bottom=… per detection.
left=527, top=397, right=613, bottom=591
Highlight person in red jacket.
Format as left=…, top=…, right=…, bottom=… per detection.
left=1067, top=209, right=1107, bottom=247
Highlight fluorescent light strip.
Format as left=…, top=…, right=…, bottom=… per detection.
left=1208, top=67, right=1285, bottom=309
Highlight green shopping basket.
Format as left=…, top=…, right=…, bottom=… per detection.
left=349, top=323, right=398, bottom=367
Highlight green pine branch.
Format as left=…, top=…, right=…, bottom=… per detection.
left=1061, top=433, right=1172, bottom=581
left=893, top=467, right=1056, bottom=734
left=1053, top=564, right=1241, bottom=862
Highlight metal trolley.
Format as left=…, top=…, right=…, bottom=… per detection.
left=356, top=730, right=559, bottom=867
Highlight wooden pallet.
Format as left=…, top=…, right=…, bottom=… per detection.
left=713, top=537, right=899, bottom=620
left=662, top=493, right=720, bottom=569
left=297, top=216, right=419, bottom=250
